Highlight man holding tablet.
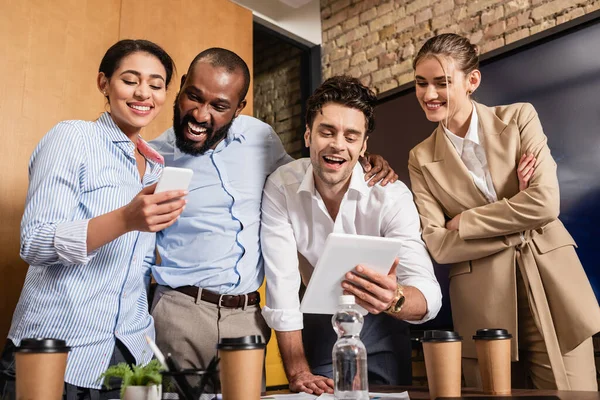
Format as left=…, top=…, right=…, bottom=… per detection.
left=261, top=76, right=442, bottom=395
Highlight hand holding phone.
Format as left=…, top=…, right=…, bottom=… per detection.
left=155, top=166, right=194, bottom=193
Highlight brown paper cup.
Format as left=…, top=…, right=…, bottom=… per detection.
left=422, top=331, right=462, bottom=399
left=473, top=329, right=512, bottom=395
left=16, top=339, right=70, bottom=400
left=217, top=336, right=265, bottom=400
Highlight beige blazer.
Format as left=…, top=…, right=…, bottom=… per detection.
left=408, top=102, right=600, bottom=366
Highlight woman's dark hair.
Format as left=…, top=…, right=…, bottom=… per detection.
left=306, top=75, right=377, bottom=135
left=99, top=39, right=175, bottom=87
left=413, top=33, right=480, bottom=75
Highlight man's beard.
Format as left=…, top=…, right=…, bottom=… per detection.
left=173, top=100, right=233, bottom=156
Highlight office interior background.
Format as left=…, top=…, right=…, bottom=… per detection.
left=1, top=0, right=599, bottom=388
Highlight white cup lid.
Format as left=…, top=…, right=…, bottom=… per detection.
left=339, top=295, right=356, bottom=305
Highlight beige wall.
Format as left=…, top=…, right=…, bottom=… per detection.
left=0, top=0, right=252, bottom=344
left=320, top=0, right=600, bottom=94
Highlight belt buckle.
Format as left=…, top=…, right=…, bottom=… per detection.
left=218, top=294, right=226, bottom=308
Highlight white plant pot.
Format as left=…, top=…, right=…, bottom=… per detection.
left=123, top=384, right=162, bottom=400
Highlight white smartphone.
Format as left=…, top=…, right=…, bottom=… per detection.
left=154, top=166, right=194, bottom=193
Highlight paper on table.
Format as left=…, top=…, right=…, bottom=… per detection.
left=316, top=392, right=410, bottom=399
left=261, top=394, right=317, bottom=399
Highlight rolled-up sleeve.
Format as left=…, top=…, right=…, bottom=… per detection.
left=383, top=188, right=442, bottom=324
left=260, top=175, right=303, bottom=331
left=20, top=122, right=94, bottom=267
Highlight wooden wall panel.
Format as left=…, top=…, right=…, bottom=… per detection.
left=0, top=0, right=121, bottom=341
left=119, top=0, right=254, bottom=140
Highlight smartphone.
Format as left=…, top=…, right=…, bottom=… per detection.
left=154, top=166, right=194, bottom=193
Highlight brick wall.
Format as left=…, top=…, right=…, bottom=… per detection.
left=320, top=0, right=600, bottom=94
left=254, top=29, right=305, bottom=158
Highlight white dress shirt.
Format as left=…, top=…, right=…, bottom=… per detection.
left=443, top=105, right=498, bottom=203
left=261, top=158, right=442, bottom=331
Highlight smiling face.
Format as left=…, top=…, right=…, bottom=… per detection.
left=173, top=61, right=246, bottom=155
left=97, top=51, right=167, bottom=136
left=305, top=103, right=368, bottom=191
left=414, top=56, right=480, bottom=128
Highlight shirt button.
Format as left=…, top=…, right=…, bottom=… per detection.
left=132, top=256, right=137, bottom=263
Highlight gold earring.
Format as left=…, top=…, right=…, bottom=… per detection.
left=467, top=89, right=472, bottom=96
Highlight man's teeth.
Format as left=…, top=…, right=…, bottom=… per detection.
left=188, top=121, right=207, bottom=135
left=324, top=156, right=345, bottom=163
left=130, top=104, right=151, bottom=111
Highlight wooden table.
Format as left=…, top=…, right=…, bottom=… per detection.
left=267, top=386, right=600, bottom=399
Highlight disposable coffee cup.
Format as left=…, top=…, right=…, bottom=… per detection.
left=15, top=338, right=70, bottom=400
left=421, top=330, right=462, bottom=399
left=473, top=328, right=512, bottom=395
left=217, top=335, right=265, bottom=400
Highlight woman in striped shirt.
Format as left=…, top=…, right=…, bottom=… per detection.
left=1, top=39, right=186, bottom=399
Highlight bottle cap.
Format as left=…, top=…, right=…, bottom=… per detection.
left=421, top=330, right=462, bottom=342
left=473, top=328, right=512, bottom=340
left=338, top=295, right=356, bottom=305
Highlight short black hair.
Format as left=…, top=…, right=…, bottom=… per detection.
left=99, top=39, right=175, bottom=87
left=306, top=75, right=377, bottom=135
left=188, top=48, right=250, bottom=103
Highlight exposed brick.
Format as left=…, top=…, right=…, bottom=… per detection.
left=396, top=15, right=416, bottom=32
left=377, top=1, right=395, bottom=16
left=387, top=39, right=402, bottom=52
left=379, top=52, right=399, bottom=67
left=467, top=0, right=498, bottom=15
left=351, top=32, right=380, bottom=52
left=415, top=7, right=433, bottom=24
left=379, top=24, right=397, bottom=40
left=506, top=27, right=529, bottom=44
left=359, top=59, right=378, bottom=75
left=325, top=25, right=343, bottom=41
left=343, top=16, right=360, bottom=31
left=434, top=0, right=454, bottom=16
left=331, top=0, right=351, bottom=14
left=331, top=58, right=350, bottom=75
left=336, top=25, right=369, bottom=46
left=322, top=9, right=349, bottom=31
left=452, top=5, right=468, bottom=20
left=372, top=67, right=392, bottom=83
left=330, top=47, right=349, bottom=61
left=321, top=6, right=332, bottom=20
left=360, top=74, right=372, bottom=87
left=459, top=15, right=479, bottom=33
left=556, top=7, right=585, bottom=24
left=432, top=14, right=452, bottom=30
left=506, top=11, right=531, bottom=31
left=437, top=24, right=460, bottom=34
left=484, top=20, right=506, bottom=39
left=481, top=7, right=504, bottom=25
left=359, top=8, right=378, bottom=24
left=531, top=1, right=568, bottom=22
left=369, top=13, right=395, bottom=32
left=390, top=59, right=412, bottom=76
left=366, top=43, right=387, bottom=59
left=406, top=0, right=431, bottom=15
left=504, top=0, right=530, bottom=16
left=347, top=66, right=361, bottom=77
left=470, top=30, right=484, bottom=44
left=586, top=1, right=600, bottom=12
left=402, top=42, right=416, bottom=59
left=529, top=18, right=556, bottom=34
left=351, top=51, right=367, bottom=66
left=375, top=78, right=399, bottom=93
left=480, top=36, right=505, bottom=53
left=396, top=71, right=414, bottom=86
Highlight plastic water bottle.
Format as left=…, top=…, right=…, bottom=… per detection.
left=331, top=295, right=369, bottom=400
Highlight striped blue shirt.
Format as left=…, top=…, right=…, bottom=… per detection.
left=9, top=112, right=161, bottom=389
left=149, top=115, right=292, bottom=294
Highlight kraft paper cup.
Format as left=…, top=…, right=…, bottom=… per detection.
left=16, top=338, right=70, bottom=400
left=422, top=330, right=462, bottom=399
left=473, top=328, right=512, bottom=395
left=217, top=335, right=265, bottom=400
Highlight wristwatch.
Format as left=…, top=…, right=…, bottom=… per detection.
left=385, top=284, right=406, bottom=314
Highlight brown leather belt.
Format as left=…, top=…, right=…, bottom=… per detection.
left=172, top=285, right=260, bottom=309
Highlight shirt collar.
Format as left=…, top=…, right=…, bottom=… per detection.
left=297, top=161, right=370, bottom=197
left=443, top=102, right=480, bottom=155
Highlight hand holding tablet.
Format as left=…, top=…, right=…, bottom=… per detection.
left=300, top=233, right=402, bottom=315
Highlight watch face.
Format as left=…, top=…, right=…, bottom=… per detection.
left=394, top=296, right=405, bottom=312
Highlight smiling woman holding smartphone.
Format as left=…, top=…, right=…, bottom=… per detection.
left=407, top=33, right=600, bottom=391
left=0, top=39, right=186, bottom=399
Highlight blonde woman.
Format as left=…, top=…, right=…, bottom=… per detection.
left=408, top=33, right=600, bottom=390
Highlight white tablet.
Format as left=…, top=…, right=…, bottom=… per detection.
left=299, top=233, right=402, bottom=316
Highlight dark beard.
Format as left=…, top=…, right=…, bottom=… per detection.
left=172, top=99, right=233, bottom=156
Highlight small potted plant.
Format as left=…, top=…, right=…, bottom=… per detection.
left=100, top=359, right=164, bottom=400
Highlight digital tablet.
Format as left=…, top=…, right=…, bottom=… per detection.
left=299, top=233, right=402, bottom=315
